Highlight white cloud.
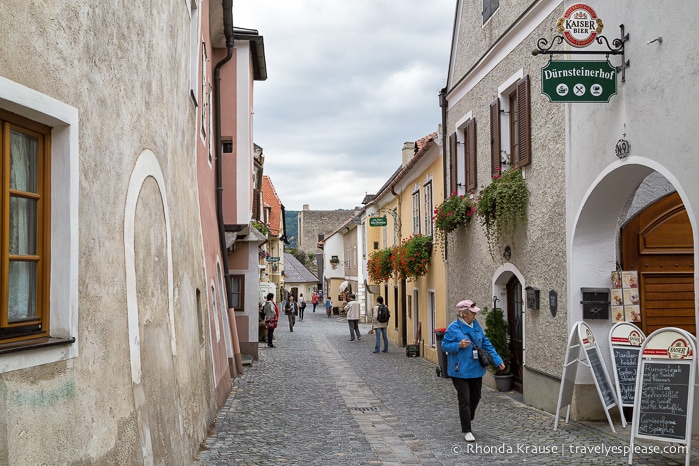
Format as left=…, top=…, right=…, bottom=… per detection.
left=235, top=0, right=454, bottom=210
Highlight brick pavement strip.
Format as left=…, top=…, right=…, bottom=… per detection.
left=195, top=313, right=697, bottom=465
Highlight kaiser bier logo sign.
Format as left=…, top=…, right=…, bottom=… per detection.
left=557, top=3, right=603, bottom=47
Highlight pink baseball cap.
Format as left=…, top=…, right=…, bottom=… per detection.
left=456, top=300, right=480, bottom=313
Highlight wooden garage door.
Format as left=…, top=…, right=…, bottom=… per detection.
left=621, top=192, right=695, bottom=335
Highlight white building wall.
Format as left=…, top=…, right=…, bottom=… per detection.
left=567, top=0, right=699, bottom=389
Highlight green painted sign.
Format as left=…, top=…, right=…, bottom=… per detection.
left=541, top=60, right=617, bottom=103
left=266, top=256, right=280, bottom=262
left=369, top=216, right=388, bottom=227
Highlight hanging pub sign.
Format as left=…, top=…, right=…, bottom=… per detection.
left=369, top=216, right=388, bottom=227
left=534, top=3, right=628, bottom=100
left=541, top=60, right=617, bottom=103
left=557, top=3, right=603, bottom=47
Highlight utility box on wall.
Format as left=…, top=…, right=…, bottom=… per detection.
left=580, top=288, right=610, bottom=320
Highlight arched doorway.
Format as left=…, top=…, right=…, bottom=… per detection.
left=621, top=192, right=695, bottom=335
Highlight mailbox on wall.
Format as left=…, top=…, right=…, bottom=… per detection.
left=580, top=288, right=610, bottom=320
left=526, top=286, right=540, bottom=310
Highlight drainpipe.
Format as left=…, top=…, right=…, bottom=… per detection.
left=214, top=0, right=243, bottom=376
left=439, top=87, right=448, bottom=199
left=439, top=87, right=449, bottom=260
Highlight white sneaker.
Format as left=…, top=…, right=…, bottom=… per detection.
left=464, top=432, right=475, bottom=442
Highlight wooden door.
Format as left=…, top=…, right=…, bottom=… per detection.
left=506, top=276, right=524, bottom=392
left=621, top=192, right=695, bottom=335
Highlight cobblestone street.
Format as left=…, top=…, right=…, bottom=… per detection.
left=195, top=310, right=697, bottom=465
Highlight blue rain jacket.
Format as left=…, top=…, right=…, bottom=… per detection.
left=441, top=318, right=503, bottom=379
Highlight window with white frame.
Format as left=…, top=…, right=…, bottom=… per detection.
left=200, top=43, right=207, bottom=141
left=490, top=73, right=531, bottom=177
left=412, top=190, right=421, bottom=234
left=0, top=77, right=78, bottom=371
left=423, top=181, right=433, bottom=237
left=189, top=0, right=200, bottom=105
left=449, top=114, right=477, bottom=195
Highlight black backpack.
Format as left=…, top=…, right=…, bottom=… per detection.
left=377, top=304, right=390, bottom=323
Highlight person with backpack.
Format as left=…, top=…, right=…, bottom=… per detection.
left=298, top=293, right=306, bottom=321
left=372, top=296, right=389, bottom=353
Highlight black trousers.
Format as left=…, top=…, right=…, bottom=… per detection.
left=267, top=327, right=275, bottom=346
left=451, top=377, right=482, bottom=433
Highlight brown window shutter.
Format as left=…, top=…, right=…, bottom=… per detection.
left=449, top=132, right=458, bottom=195
left=465, top=119, right=477, bottom=191
left=490, top=98, right=501, bottom=178
left=516, top=75, right=531, bottom=167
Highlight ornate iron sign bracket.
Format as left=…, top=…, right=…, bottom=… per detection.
left=533, top=24, right=629, bottom=82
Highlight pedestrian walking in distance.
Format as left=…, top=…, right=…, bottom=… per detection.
left=298, top=293, right=306, bottom=321
left=441, top=300, right=504, bottom=442
left=344, top=294, right=361, bottom=341
left=284, top=295, right=298, bottom=332
left=311, top=291, right=319, bottom=313
left=262, top=293, right=278, bottom=348
left=372, top=296, right=389, bottom=353
left=325, top=297, right=332, bottom=318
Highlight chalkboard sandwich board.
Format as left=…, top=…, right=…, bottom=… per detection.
left=629, top=327, right=695, bottom=466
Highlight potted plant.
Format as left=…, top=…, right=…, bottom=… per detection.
left=252, top=220, right=268, bottom=236
left=476, top=168, right=529, bottom=260
left=391, top=234, right=432, bottom=280
left=482, top=306, right=513, bottom=392
left=367, top=247, right=395, bottom=283
left=329, top=255, right=340, bottom=269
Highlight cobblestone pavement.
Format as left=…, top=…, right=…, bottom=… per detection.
left=195, top=311, right=698, bottom=465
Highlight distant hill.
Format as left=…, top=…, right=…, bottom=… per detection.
left=284, top=210, right=298, bottom=249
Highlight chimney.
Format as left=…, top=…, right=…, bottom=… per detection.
left=402, top=141, right=416, bottom=166
left=303, top=204, right=309, bottom=210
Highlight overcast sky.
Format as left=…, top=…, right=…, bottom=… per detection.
left=234, top=1, right=455, bottom=211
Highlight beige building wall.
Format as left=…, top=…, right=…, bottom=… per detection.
left=445, top=0, right=568, bottom=413
left=0, top=2, right=216, bottom=464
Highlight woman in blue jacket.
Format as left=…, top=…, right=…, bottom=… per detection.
left=441, top=299, right=504, bottom=442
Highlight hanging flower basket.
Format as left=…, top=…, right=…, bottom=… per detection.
left=433, top=192, right=476, bottom=234
left=476, top=168, right=529, bottom=259
left=391, top=234, right=432, bottom=280
left=367, top=247, right=395, bottom=283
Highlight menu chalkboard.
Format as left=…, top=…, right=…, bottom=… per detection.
left=636, top=362, right=690, bottom=441
left=586, top=347, right=616, bottom=408
left=612, top=347, right=640, bottom=406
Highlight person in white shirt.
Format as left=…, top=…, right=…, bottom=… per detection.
left=344, top=294, right=361, bottom=341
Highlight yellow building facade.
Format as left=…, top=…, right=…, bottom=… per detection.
left=363, top=134, right=447, bottom=366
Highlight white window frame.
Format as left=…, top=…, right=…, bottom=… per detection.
left=0, top=77, right=79, bottom=372
left=454, top=111, right=474, bottom=195
left=423, top=180, right=433, bottom=237
left=412, top=190, right=421, bottom=235
left=497, top=69, right=524, bottom=172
